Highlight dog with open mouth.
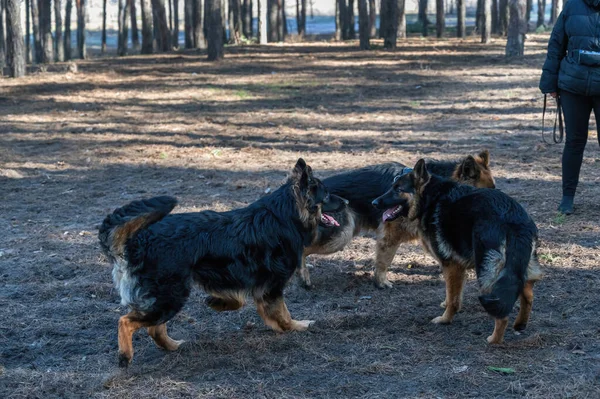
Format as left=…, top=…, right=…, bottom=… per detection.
left=98, top=158, right=344, bottom=367
left=372, top=159, right=542, bottom=344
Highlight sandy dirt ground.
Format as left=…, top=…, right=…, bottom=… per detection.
left=1, top=35, right=599, bottom=398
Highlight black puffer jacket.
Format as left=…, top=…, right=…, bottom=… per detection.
left=539, top=0, right=600, bottom=96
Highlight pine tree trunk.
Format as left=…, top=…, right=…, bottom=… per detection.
left=436, top=0, right=444, bottom=38
left=499, top=0, right=508, bottom=35
left=31, top=0, right=42, bottom=62
left=368, top=0, right=375, bottom=37
left=168, top=0, right=173, bottom=34
left=457, top=0, right=465, bottom=37
left=277, top=0, right=284, bottom=41
left=259, top=0, right=266, bottom=42
left=335, top=0, right=341, bottom=39
left=268, top=0, right=276, bottom=41
left=220, top=0, right=226, bottom=43
left=131, top=0, right=140, bottom=49
left=40, top=0, right=53, bottom=63
left=54, top=0, right=64, bottom=61
left=173, top=0, right=179, bottom=47
left=525, top=0, right=531, bottom=31
left=506, top=0, right=526, bottom=57
left=1, top=0, right=6, bottom=74
left=421, top=0, right=429, bottom=36
left=358, top=0, right=369, bottom=49
left=243, top=0, right=251, bottom=37
left=184, top=0, right=192, bottom=47
left=64, top=0, right=71, bottom=59
left=193, top=0, right=205, bottom=47
left=101, top=0, right=107, bottom=53
left=118, top=0, right=129, bottom=55
left=228, top=0, right=241, bottom=43
left=152, top=0, right=171, bottom=51
left=6, top=0, right=26, bottom=77
left=338, top=0, right=347, bottom=39
left=206, top=0, right=223, bottom=60
left=482, top=0, right=490, bottom=43
left=397, top=0, right=406, bottom=39
left=537, top=0, right=545, bottom=27
left=140, top=0, right=153, bottom=52
left=418, top=0, right=426, bottom=22
left=76, top=0, right=86, bottom=59
left=348, top=0, right=355, bottom=38
left=25, top=0, right=31, bottom=63
left=550, top=0, right=561, bottom=25
left=382, top=0, right=398, bottom=48
left=476, top=0, right=483, bottom=32
left=492, top=0, right=499, bottom=34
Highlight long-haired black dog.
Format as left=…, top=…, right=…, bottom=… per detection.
left=300, top=151, right=496, bottom=289
left=98, top=159, right=344, bottom=366
left=372, top=159, right=542, bottom=344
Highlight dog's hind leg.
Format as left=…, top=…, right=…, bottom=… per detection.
left=255, top=290, right=314, bottom=332
left=374, top=224, right=415, bottom=289
left=118, top=313, right=150, bottom=368
left=514, top=280, right=535, bottom=331
left=487, top=317, right=509, bottom=344
left=432, top=261, right=466, bottom=324
left=148, top=323, right=184, bottom=351
left=297, top=255, right=312, bottom=289
left=206, top=290, right=247, bottom=311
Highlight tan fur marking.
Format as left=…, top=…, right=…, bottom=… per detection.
left=487, top=317, right=509, bottom=344
left=514, top=280, right=535, bottom=331
left=432, top=262, right=466, bottom=324
left=374, top=221, right=417, bottom=288
left=206, top=290, right=247, bottom=311
left=478, top=247, right=506, bottom=295
left=118, top=314, right=149, bottom=365
left=147, top=323, right=184, bottom=351
left=254, top=296, right=313, bottom=332
left=111, top=213, right=163, bottom=258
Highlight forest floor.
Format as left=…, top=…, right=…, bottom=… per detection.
left=1, top=35, right=599, bottom=398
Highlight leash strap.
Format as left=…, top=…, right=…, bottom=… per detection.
left=542, top=94, right=564, bottom=144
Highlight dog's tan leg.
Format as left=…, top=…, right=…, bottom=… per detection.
left=118, top=314, right=148, bottom=367
left=206, top=290, right=246, bottom=311
left=255, top=295, right=313, bottom=332
left=147, top=323, right=184, bottom=351
left=514, top=280, right=535, bottom=331
left=297, top=255, right=312, bottom=289
left=432, top=262, right=466, bottom=324
left=487, top=317, right=509, bottom=344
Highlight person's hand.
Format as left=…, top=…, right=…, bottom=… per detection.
left=550, top=92, right=558, bottom=98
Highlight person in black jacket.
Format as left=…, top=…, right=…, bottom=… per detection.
left=540, top=0, right=600, bottom=215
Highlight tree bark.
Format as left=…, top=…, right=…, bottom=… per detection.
left=40, top=0, right=53, bottom=63
left=499, top=0, right=508, bottom=35
left=537, top=0, right=545, bottom=27
left=152, top=0, right=171, bottom=51
left=550, top=0, right=561, bottom=25
left=31, top=0, right=42, bottom=62
left=118, top=0, right=129, bottom=56
left=506, top=0, right=526, bottom=57
left=338, top=0, right=348, bottom=39
left=358, top=0, right=369, bottom=49
left=397, top=0, right=406, bottom=39
left=6, top=0, right=26, bottom=77
left=243, top=0, right=252, bottom=37
left=184, top=0, right=193, bottom=46
left=476, top=0, right=483, bottom=32
left=268, top=0, right=277, bottom=41
left=193, top=0, right=206, bottom=47
left=281, top=0, right=287, bottom=38
left=206, top=0, right=223, bottom=60
left=26, top=0, right=31, bottom=63
left=259, top=0, right=266, bottom=42
left=481, top=0, right=491, bottom=43
left=140, top=0, right=153, bottom=52
left=436, top=0, right=444, bottom=38
left=368, top=0, right=375, bottom=37
left=54, top=0, right=64, bottom=61
left=173, top=0, right=179, bottom=47
left=168, top=0, right=173, bottom=34
left=296, top=0, right=305, bottom=37
left=1, top=0, right=6, bottom=73
left=492, top=0, right=499, bottom=34
left=381, top=0, right=398, bottom=48
left=420, top=0, right=429, bottom=36
left=131, top=0, right=140, bottom=49
left=457, top=0, right=465, bottom=37
left=101, top=0, right=107, bottom=53
left=525, top=0, right=531, bottom=31
left=228, top=0, right=242, bottom=43
left=348, top=0, right=355, bottom=38
left=76, top=0, right=86, bottom=59
left=64, top=0, right=71, bottom=59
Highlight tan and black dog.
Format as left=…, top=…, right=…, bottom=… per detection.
left=98, top=159, right=345, bottom=366
left=299, top=151, right=496, bottom=289
left=372, top=159, right=542, bottom=344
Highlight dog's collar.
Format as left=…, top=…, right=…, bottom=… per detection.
left=393, top=167, right=413, bottom=183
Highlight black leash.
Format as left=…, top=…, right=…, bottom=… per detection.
left=542, top=94, right=564, bottom=144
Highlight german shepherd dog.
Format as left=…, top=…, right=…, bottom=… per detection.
left=98, top=159, right=345, bottom=366
left=372, top=159, right=542, bottom=344
left=299, top=151, right=496, bottom=289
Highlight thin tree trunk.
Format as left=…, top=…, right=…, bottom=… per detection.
left=476, top=0, right=483, bottom=32
left=6, top=0, right=26, bottom=77
left=168, top=0, right=173, bottom=34
left=379, top=0, right=387, bottom=38
left=358, top=0, right=369, bottom=48
left=131, top=0, right=140, bottom=49
left=185, top=0, right=193, bottom=46
left=492, top=0, right=499, bottom=34
left=457, top=0, right=465, bottom=37
left=537, top=0, right=545, bottom=27
left=382, top=0, right=398, bottom=48
left=296, top=0, right=305, bottom=37
left=436, top=0, right=444, bottom=38
left=206, top=0, right=223, bottom=60
left=101, top=0, right=107, bottom=53
left=229, top=0, right=241, bottom=43
left=348, top=0, right=355, bottom=38
left=31, top=0, right=42, bottom=62
left=482, top=0, right=491, bottom=43
left=259, top=0, right=266, bottom=42
left=55, top=0, right=64, bottom=61
left=277, top=0, right=284, bottom=41
left=421, top=0, right=428, bottom=36
left=152, top=0, right=171, bottom=51
left=525, top=0, right=531, bottom=31
left=220, top=0, right=226, bottom=43
left=418, top=0, right=426, bottom=22
left=64, top=0, right=71, bottom=59
left=397, top=0, right=406, bottom=39
left=368, top=0, right=375, bottom=37
left=336, top=0, right=342, bottom=40
left=193, top=0, right=205, bottom=47
left=26, top=0, right=31, bottom=63
left=282, top=0, right=287, bottom=38
left=338, top=0, right=347, bottom=39
left=40, top=0, right=53, bottom=63
left=268, top=0, right=276, bottom=41
left=173, top=0, right=179, bottom=47
left=1, top=0, right=6, bottom=74
left=76, top=0, right=86, bottom=59
left=140, top=0, right=153, bottom=52
left=550, top=0, right=561, bottom=25
left=505, top=0, right=526, bottom=57
left=499, top=0, right=508, bottom=35
left=118, top=0, right=129, bottom=55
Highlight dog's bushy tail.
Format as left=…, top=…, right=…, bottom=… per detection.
left=98, top=196, right=177, bottom=263
left=478, top=233, right=532, bottom=319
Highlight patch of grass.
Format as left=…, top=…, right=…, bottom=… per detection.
left=539, top=253, right=560, bottom=263
left=159, top=152, right=168, bottom=159
left=235, top=89, right=251, bottom=99
left=409, top=101, right=421, bottom=107
left=553, top=212, right=566, bottom=225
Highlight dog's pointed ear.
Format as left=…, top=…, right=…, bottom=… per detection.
left=292, top=158, right=311, bottom=189
left=461, top=155, right=479, bottom=178
left=413, top=159, right=430, bottom=185
left=477, top=150, right=490, bottom=168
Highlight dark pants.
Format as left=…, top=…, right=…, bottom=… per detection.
left=560, top=90, right=600, bottom=197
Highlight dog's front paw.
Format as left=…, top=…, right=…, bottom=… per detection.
left=431, top=315, right=452, bottom=325
left=486, top=334, right=504, bottom=344
left=374, top=276, right=393, bottom=289
left=440, top=300, right=446, bottom=308
left=291, top=319, right=315, bottom=331
left=118, top=352, right=132, bottom=368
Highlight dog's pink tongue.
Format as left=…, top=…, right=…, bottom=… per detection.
left=322, top=214, right=340, bottom=227
left=382, top=207, right=397, bottom=222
